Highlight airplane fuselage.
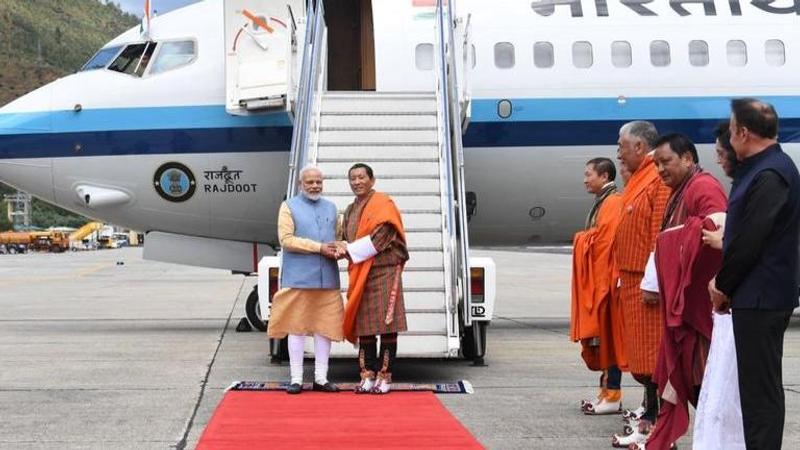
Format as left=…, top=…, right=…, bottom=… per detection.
left=1, top=0, right=799, bottom=269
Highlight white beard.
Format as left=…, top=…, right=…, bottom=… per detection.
left=302, top=191, right=321, bottom=202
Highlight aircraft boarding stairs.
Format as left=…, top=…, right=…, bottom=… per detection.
left=315, top=92, right=456, bottom=358
left=248, top=0, right=490, bottom=362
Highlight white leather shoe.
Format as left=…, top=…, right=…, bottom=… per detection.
left=355, top=371, right=376, bottom=394
left=372, top=379, right=390, bottom=394
left=584, top=398, right=622, bottom=415
left=622, top=405, right=645, bottom=421
left=611, top=420, right=651, bottom=448
left=371, top=373, right=391, bottom=394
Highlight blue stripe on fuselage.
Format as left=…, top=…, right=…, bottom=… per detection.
left=465, top=95, right=800, bottom=146
left=471, top=96, right=800, bottom=122
left=3, top=97, right=800, bottom=159
left=0, top=126, right=293, bottom=158
left=463, top=119, right=800, bottom=147
left=0, top=105, right=291, bottom=135
left=0, top=105, right=293, bottom=158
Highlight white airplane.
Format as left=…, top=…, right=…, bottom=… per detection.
left=0, top=0, right=798, bottom=306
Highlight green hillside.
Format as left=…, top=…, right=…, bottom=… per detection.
left=0, top=0, right=138, bottom=230
left=0, top=0, right=139, bottom=105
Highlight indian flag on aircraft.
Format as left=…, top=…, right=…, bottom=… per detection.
left=140, top=0, right=152, bottom=38
left=413, top=0, right=445, bottom=21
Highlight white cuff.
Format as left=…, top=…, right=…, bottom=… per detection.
left=347, top=236, right=378, bottom=264
left=640, top=252, right=659, bottom=293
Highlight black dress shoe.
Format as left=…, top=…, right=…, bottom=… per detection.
left=286, top=383, right=302, bottom=394
left=312, top=382, right=339, bottom=392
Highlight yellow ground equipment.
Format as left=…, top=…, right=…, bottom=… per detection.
left=69, top=222, right=104, bottom=242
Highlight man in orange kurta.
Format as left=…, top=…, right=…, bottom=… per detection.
left=611, top=121, right=672, bottom=448
left=571, top=157, right=626, bottom=415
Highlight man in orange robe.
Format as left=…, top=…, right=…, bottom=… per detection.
left=571, top=157, right=626, bottom=415
left=611, top=121, right=672, bottom=448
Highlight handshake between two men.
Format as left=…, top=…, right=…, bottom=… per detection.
left=320, top=241, right=348, bottom=260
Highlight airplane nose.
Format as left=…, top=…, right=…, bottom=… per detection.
left=0, top=89, right=56, bottom=203
left=0, top=158, right=55, bottom=203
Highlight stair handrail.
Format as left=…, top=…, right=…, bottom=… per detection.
left=460, top=13, right=472, bottom=125
left=286, top=0, right=326, bottom=199
left=433, top=0, right=473, bottom=333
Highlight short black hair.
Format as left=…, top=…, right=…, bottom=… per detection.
left=654, top=133, right=699, bottom=163
left=586, top=157, right=616, bottom=182
left=731, top=98, right=779, bottom=139
left=348, top=163, right=374, bottom=179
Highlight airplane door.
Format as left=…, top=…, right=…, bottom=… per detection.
left=324, top=0, right=375, bottom=91
left=224, top=0, right=304, bottom=114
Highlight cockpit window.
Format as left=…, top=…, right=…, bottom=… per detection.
left=150, top=40, right=196, bottom=74
left=81, top=46, right=123, bottom=71
left=108, top=42, right=157, bottom=77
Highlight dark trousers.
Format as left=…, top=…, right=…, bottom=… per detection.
left=732, top=308, right=793, bottom=450
left=606, top=365, right=622, bottom=390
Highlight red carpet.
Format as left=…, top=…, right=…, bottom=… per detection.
left=197, top=391, right=484, bottom=449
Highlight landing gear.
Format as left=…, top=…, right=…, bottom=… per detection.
left=461, top=321, right=488, bottom=366
left=244, top=285, right=267, bottom=332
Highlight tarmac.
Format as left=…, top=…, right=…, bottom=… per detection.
left=1, top=247, right=800, bottom=449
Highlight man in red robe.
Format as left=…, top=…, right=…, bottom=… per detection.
left=640, top=134, right=727, bottom=449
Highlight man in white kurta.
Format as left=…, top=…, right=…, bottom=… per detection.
left=266, top=166, right=344, bottom=394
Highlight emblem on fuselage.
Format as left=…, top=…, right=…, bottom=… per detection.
left=153, top=162, right=197, bottom=202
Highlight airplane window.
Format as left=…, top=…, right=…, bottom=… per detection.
left=689, top=40, right=709, bottom=67
left=108, top=42, right=157, bottom=77
left=415, top=43, right=433, bottom=71
left=650, top=40, right=670, bottom=67
left=765, top=40, right=785, bottom=66
left=572, top=41, right=592, bottom=69
left=81, top=46, right=123, bottom=71
left=611, top=41, right=631, bottom=68
left=494, top=42, right=515, bottom=69
left=727, top=40, right=747, bottom=66
left=497, top=99, right=512, bottom=118
left=150, top=41, right=197, bottom=74
left=534, top=42, right=554, bottom=68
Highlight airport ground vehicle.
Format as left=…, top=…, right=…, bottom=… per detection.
left=0, top=231, right=70, bottom=253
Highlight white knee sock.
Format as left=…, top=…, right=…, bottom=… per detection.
left=314, top=333, right=331, bottom=384
left=288, top=334, right=305, bottom=385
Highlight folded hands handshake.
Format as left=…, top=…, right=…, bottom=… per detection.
left=320, top=241, right=348, bottom=260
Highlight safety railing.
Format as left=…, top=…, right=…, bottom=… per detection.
left=286, top=0, right=326, bottom=199
left=433, top=0, right=472, bottom=335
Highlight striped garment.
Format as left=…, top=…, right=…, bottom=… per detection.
left=343, top=191, right=409, bottom=336
left=619, top=270, right=663, bottom=375
left=614, top=157, right=671, bottom=375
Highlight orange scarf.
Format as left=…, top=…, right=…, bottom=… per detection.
left=343, top=192, right=407, bottom=344
left=622, top=154, right=660, bottom=206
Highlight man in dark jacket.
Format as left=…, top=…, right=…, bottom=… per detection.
left=709, top=98, right=800, bottom=450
